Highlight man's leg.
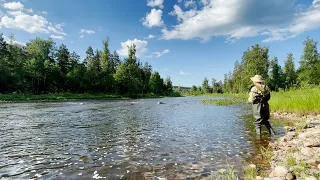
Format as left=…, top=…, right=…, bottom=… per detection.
left=254, top=118, right=263, bottom=135
left=264, top=119, right=275, bottom=135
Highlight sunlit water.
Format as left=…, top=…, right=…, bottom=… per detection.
left=0, top=97, right=286, bottom=179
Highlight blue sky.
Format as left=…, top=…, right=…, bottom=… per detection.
left=0, top=0, right=320, bottom=87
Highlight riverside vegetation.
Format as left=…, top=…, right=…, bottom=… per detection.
left=0, top=34, right=179, bottom=101
left=197, top=37, right=320, bottom=179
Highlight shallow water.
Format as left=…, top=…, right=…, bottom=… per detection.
left=0, top=96, right=285, bottom=179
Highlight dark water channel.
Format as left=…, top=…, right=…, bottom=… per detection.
left=0, top=96, right=286, bottom=179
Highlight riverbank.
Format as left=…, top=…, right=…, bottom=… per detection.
left=255, top=113, right=320, bottom=180
left=200, top=87, right=320, bottom=115
left=0, top=92, right=181, bottom=103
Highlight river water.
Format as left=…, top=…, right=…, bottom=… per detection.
left=0, top=97, right=285, bottom=179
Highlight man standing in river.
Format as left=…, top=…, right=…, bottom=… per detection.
left=248, top=75, right=275, bottom=135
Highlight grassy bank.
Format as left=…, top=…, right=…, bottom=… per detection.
left=200, top=87, right=320, bottom=115
left=268, top=87, right=320, bottom=115
left=0, top=92, right=181, bottom=103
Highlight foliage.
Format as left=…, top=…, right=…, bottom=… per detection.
left=0, top=33, right=175, bottom=97
left=189, top=37, right=320, bottom=96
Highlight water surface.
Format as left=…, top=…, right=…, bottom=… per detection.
left=0, top=97, right=285, bottom=179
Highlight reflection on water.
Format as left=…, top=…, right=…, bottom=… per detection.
left=0, top=97, right=286, bottom=179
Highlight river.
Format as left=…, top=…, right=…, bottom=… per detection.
left=0, top=96, right=285, bottom=179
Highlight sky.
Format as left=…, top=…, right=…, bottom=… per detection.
left=0, top=0, right=320, bottom=87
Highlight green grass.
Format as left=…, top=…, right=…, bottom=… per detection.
left=260, top=146, right=273, bottom=163
left=200, top=87, right=320, bottom=115
left=244, top=166, right=257, bottom=180
left=269, top=87, right=320, bottom=115
left=0, top=92, right=181, bottom=103
left=201, top=94, right=247, bottom=106
left=215, top=166, right=240, bottom=180
left=285, top=154, right=296, bottom=168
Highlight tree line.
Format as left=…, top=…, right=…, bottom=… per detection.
left=189, top=37, right=320, bottom=95
left=0, top=34, right=176, bottom=96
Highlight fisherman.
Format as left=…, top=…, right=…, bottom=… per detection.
left=248, top=75, right=275, bottom=135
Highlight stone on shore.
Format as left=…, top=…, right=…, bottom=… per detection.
left=272, top=166, right=288, bottom=178
left=305, top=176, right=317, bottom=180
left=285, top=173, right=294, bottom=180
left=300, top=147, right=314, bottom=156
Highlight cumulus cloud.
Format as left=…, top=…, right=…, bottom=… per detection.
left=145, top=34, right=156, bottom=39
left=179, top=70, right=189, bottom=76
left=25, top=8, right=33, bottom=13
left=3, top=35, right=25, bottom=46
left=50, top=35, right=64, bottom=40
left=142, top=8, right=164, bottom=28
left=3, top=1, right=24, bottom=10
left=117, top=39, right=148, bottom=58
left=147, top=0, right=164, bottom=9
left=0, top=2, right=65, bottom=38
left=80, top=34, right=84, bottom=38
left=162, top=0, right=320, bottom=42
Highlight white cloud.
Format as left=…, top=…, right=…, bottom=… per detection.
left=142, top=8, right=164, bottom=28
left=147, top=0, right=164, bottom=9
left=25, top=8, right=33, bottom=13
left=184, top=0, right=196, bottom=8
left=3, top=35, right=25, bottom=46
left=179, top=70, right=189, bottom=76
left=117, top=38, right=148, bottom=58
left=3, top=1, right=24, bottom=10
left=145, top=34, right=156, bottom=39
left=80, top=34, right=84, bottom=38
left=41, top=11, right=47, bottom=15
left=7, top=10, right=24, bottom=16
left=162, top=0, right=320, bottom=42
left=152, top=49, right=169, bottom=58
left=48, top=23, right=66, bottom=35
left=0, top=2, right=65, bottom=37
left=50, top=35, right=64, bottom=40
left=80, top=29, right=95, bottom=34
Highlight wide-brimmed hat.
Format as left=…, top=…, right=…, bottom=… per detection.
left=250, top=75, right=264, bottom=82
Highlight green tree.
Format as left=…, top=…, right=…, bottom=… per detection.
left=149, top=72, right=164, bottom=94
left=25, top=38, right=57, bottom=94
left=298, top=37, right=320, bottom=85
left=283, top=53, right=297, bottom=88
left=164, top=76, right=173, bottom=93
left=241, top=44, right=269, bottom=91
left=84, top=46, right=94, bottom=66
left=114, top=45, right=142, bottom=95
left=269, top=57, right=284, bottom=91
left=57, top=44, right=70, bottom=74
left=202, top=77, right=210, bottom=93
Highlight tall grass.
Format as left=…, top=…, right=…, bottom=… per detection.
left=269, top=87, right=320, bottom=115
left=201, top=87, right=320, bottom=115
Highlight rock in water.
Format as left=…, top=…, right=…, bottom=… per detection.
left=157, top=102, right=164, bottom=104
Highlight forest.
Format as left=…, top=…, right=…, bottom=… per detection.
left=189, top=37, right=320, bottom=95
left=0, top=34, right=176, bottom=97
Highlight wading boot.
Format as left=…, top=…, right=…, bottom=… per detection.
left=255, top=127, right=261, bottom=135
